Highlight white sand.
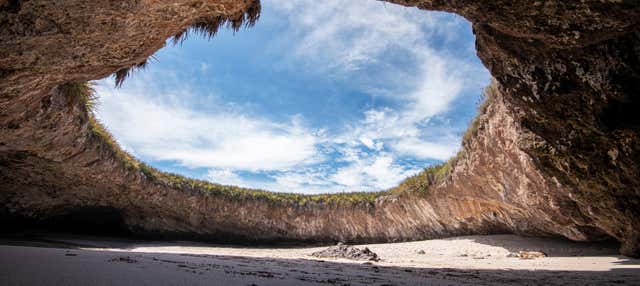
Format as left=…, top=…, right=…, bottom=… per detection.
left=1, top=234, right=638, bottom=285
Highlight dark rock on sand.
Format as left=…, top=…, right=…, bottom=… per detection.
left=311, top=243, right=381, bottom=262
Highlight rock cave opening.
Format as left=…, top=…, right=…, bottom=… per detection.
left=1, top=0, right=638, bottom=258
left=91, top=0, right=491, bottom=195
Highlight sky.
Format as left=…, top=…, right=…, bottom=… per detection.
left=93, top=0, right=491, bottom=194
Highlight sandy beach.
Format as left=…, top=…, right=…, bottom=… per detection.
left=1, top=234, right=638, bottom=285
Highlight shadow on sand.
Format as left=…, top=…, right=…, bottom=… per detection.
left=1, top=232, right=639, bottom=285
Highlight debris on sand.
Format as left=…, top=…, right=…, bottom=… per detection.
left=108, top=256, right=139, bottom=263
left=507, top=251, right=547, bottom=259
left=417, top=250, right=426, bottom=255
left=311, top=243, right=380, bottom=261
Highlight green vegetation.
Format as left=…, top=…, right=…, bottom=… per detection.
left=62, top=82, right=138, bottom=170
left=172, top=1, right=261, bottom=44
left=62, top=79, right=495, bottom=206
left=462, top=81, right=496, bottom=148
left=138, top=162, right=383, bottom=206
left=114, top=60, right=148, bottom=87
left=390, top=151, right=462, bottom=194
left=62, top=81, right=387, bottom=206
left=88, top=115, right=139, bottom=171
left=113, top=1, right=261, bottom=88
left=59, top=82, right=97, bottom=112
left=390, top=81, right=496, bottom=194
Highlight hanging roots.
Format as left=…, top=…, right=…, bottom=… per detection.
left=114, top=60, right=147, bottom=88
left=172, top=0, right=261, bottom=44
left=112, top=0, right=261, bottom=87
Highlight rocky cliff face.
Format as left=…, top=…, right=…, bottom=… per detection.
left=1, top=1, right=638, bottom=257
left=397, top=0, right=640, bottom=256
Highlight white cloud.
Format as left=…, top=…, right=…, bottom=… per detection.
left=94, top=78, right=320, bottom=171
left=267, top=0, right=483, bottom=160
left=406, top=51, right=465, bottom=121
left=392, top=137, right=458, bottom=161
left=330, top=155, right=420, bottom=191
left=199, top=62, right=209, bottom=72
left=237, top=154, right=421, bottom=193
left=268, top=0, right=451, bottom=73
left=95, top=74, right=435, bottom=193
left=206, top=169, right=244, bottom=186
left=93, top=0, right=488, bottom=194
left=359, top=137, right=374, bottom=149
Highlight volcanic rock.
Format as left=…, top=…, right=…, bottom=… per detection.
left=311, top=243, right=381, bottom=262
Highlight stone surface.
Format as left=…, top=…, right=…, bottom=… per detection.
left=311, top=243, right=381, bottom=262
left=0, top=0, right=638, bottom=257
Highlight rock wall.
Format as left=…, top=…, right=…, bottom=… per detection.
left=392, top=0, right=640, bottom=256
left=1, top=1, right=638, bottom=256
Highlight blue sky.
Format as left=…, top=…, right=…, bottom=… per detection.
left=94, top=0, right=491, bottom=194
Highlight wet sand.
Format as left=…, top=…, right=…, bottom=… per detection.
left=1, top=234, right=638, bottom=285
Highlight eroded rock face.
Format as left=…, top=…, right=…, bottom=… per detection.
left=394, top=0, right=640, bottom=256
left=1, top=1, right=638, bottom=256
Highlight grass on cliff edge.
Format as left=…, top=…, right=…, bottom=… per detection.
left=61, top=81, right=493, bottom=206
